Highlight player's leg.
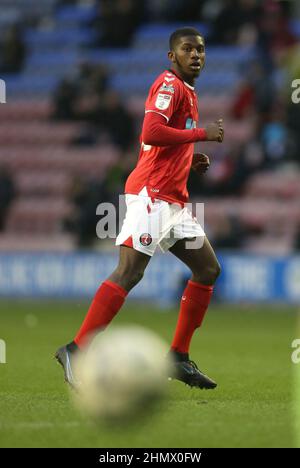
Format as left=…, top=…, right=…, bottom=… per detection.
left=170, top=236, right=220, bottom=352
left=168, top=236, right=220, bottom=388
left=55, top=245, right=151, bottom=386
left=55, top=194, right=168, bottom=386
left=107, top=244, right=151, bottom=291
left=72, top=245, right=151, bottom=348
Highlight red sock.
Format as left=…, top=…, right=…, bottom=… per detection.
left=171, top=280, right=214, bottom=354
left=74, top=280, right=128, bottom=348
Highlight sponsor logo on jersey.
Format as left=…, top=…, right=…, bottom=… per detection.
left=165, top=77, right=175, bottom=82
left=155, top=93, right=172, bottom=110
left=185, top=118, right=197, bottom=129
left=150, top=188, right=159, bottom=192
left=139, top=233, right=152, bottom=246
left=160, top=83, right=175, bottom=94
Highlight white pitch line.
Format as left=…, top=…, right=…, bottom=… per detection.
left=0, top=421, right=81, bottom=430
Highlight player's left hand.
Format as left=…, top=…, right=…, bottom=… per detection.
left=192, top=153, right=210, bottom=175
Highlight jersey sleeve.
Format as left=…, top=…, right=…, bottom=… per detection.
left=145, top=75, right=181, bottom=122
left=142, top=112, right=207, bottom=146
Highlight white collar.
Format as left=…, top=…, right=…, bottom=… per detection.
left=183, top=81, right=195, bottom=90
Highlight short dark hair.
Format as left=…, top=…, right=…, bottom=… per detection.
left=169, top=27, right=203, bottom=50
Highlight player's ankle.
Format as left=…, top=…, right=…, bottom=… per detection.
left=66, top=341, right=79, bottom=354
left=169, top=349, right=189, bottom=362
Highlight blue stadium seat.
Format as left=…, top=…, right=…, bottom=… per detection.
left=110, top=72, right=159, bottom=95
left=110, top=69, right=239, bottom=96
left=27, top=51, right=79, bottom=67
left=0, top=8, right=21, bottom=28
left=55, top=4, right=97, bottom=24
left=135, top=22, right=211, bottom=40
left=5, top=75, right=60, bottom=97
left=82, top=48, right=167, bottom=72
left=25, top=28, right=95, bottom=47
left=290, top=19, right=300, bottom=38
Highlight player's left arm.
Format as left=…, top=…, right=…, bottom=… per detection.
left=191, top=153, right=210, bottom=175
left=191, top=120, right=224, bottom=175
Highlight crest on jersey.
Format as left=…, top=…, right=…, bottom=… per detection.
left=155, top=93, right=172, bottom=110
left=159, top=83, right=175, bottom=94
left=139, top=233, right=152, bottom=246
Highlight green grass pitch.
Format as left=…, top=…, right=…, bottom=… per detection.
left=0, top=299, right=298, bottom=448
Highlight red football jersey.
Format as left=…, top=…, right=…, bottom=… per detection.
left=125, top=69, right=199, bottom=205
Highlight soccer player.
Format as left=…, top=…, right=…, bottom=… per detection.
left=55, top=27, right=224, bottom=389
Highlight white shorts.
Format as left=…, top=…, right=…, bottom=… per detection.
left=116, top=194, right=205, bottom=257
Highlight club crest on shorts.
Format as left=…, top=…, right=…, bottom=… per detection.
left=139, top=233, right=152, bottom=246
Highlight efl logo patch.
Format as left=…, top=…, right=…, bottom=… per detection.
left=139, top=233, right=152, bottom=246
left=155, top=93, right=172, bottom=110
left=159, top=83, right=175, bottom=94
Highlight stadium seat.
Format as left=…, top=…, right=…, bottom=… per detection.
left=55, top=4, right=96, bottom=26
left=245, top=171, right=300, bottom=199
left=0, top=100, right=51, bottom=121
left=0, top=2, right=297, bottom=253
left=15, top=171, right=71, bottom=196
left=0, top=233, right=75, bottom=251
left=6, top=198, right=72, bottom=234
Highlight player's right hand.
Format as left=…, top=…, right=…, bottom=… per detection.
left=205, top=119, right=224, bottom=142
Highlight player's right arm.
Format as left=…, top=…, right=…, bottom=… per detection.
left=142, top=114, right=224, bottom=146
left=142, top=77, right=224, bottom=146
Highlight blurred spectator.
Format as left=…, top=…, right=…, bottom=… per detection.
left=52, top=63, right=109, bottom=120
left=0, top=166, right=15, bottom=231
left=0, top=24, right=26, bottom=74
left=286, top=101, right=300, bottom=164
left=64, top=165, right=131, bottom=247
left=231, top=79, right=255, bottom=119
left=212, top=215, right=246, bottom=249
left=294, top=225, right=300, bottom=252
left=234, top=59, right=276, bottom=124
left=52, top=78, right=79, bottom=120
left=210, top=0, right=260, bottom=45
left=260, top=118, right=288, bottom=167
left=90, top=0, right=145, bottom=48
left=257, top=0, right=296, bottom=64
left=56, top=0, right=78, bottom=5
left=86, top=63, right=109, bottom=96
left=73, top=90, right=136, bottom=150
left=189, top=140, right=264, bottom=198
left=88, top=90, right=135, bottom=150
left=159, top=0, right=203, bottom=22
left=64, top=175, right=109, bottom=248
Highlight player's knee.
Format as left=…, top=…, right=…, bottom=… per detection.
left=194, top=261, right=221, bottom=285
left=113, top=267, right=144, bottom=291
left=126, top=269, right=144, bottom=289
left=206, top=261, right=221, bottom=284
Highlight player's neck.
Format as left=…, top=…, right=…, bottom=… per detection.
left=170, top=67, right=195, bottom=87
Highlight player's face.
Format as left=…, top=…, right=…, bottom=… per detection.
left=168, top=35, right=205, bottom=84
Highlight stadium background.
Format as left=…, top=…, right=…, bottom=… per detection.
left=0, top=0, right=300, bottom=448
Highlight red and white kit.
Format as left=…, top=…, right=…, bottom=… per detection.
left=116, top=69, right=206, bottom=256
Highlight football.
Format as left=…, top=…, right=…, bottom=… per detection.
left=72, top=325, right=171, bottom=423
